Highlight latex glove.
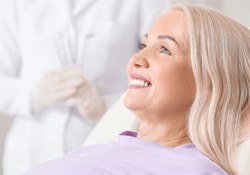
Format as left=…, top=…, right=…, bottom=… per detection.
left=32, top=65, right=84, bottom=113
left=65, top=79, right=106, bottom=122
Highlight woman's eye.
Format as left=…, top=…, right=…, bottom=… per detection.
left=160, top=46, right=171, bottom=55
left=138, top=43, right=146, bottom=50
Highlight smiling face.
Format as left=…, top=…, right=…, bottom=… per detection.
left=124, top=10, right=196, bottom=122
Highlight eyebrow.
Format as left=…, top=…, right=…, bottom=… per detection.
left=144, top=33, right=180, bottom=46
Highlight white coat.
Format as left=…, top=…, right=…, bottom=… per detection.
left=0, top=0, right=170, bottom=174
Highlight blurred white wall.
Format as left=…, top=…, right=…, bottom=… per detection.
left=0, top=116, right=12, bottom=175
left=172, top=0, right=250, bottom=27
left=0, top=1, right=249, bottom=175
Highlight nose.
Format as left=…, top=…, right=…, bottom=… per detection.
left=128, top=51, right=150, bottom=69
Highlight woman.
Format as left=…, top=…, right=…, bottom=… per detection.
left=25, top=4, right=250, bottom=175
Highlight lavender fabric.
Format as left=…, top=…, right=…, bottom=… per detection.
left=25, top=131, right=228, bottom=175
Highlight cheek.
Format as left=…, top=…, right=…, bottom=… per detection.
left=154, top=65, right=195, bottom=108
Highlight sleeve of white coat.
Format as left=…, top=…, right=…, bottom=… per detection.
left=0, top=0, right=33, bottom=118
left=138, top=0, right=171, bottom=38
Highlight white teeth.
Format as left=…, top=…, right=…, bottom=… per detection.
left=130, top=79, right=151, bottom=87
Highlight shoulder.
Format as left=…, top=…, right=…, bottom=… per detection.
left=186, top=149, right=228, bottom=175
left=191, top=160, right=228, bottom=175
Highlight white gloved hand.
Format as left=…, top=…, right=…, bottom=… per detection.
left=65, top=78, right=107, bottom=122
left=32, top=65, right=84, bottom=113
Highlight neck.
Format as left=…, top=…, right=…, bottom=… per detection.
left=137, top=118, right=191, bottom=147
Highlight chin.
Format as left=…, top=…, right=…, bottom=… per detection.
left=123, top=93, right=133, bottom=109
left=123, top=91, right=138, bottom=111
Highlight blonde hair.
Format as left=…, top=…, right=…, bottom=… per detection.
left=172, top=4, right=250, bottom=175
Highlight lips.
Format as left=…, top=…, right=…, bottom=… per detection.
left=129, top=74, right=152, bottom=88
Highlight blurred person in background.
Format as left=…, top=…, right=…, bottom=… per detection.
left=0, top=0, right=170, bottom=174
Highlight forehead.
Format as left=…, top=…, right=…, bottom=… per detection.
left=147, top=10, right=187, bottom=46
